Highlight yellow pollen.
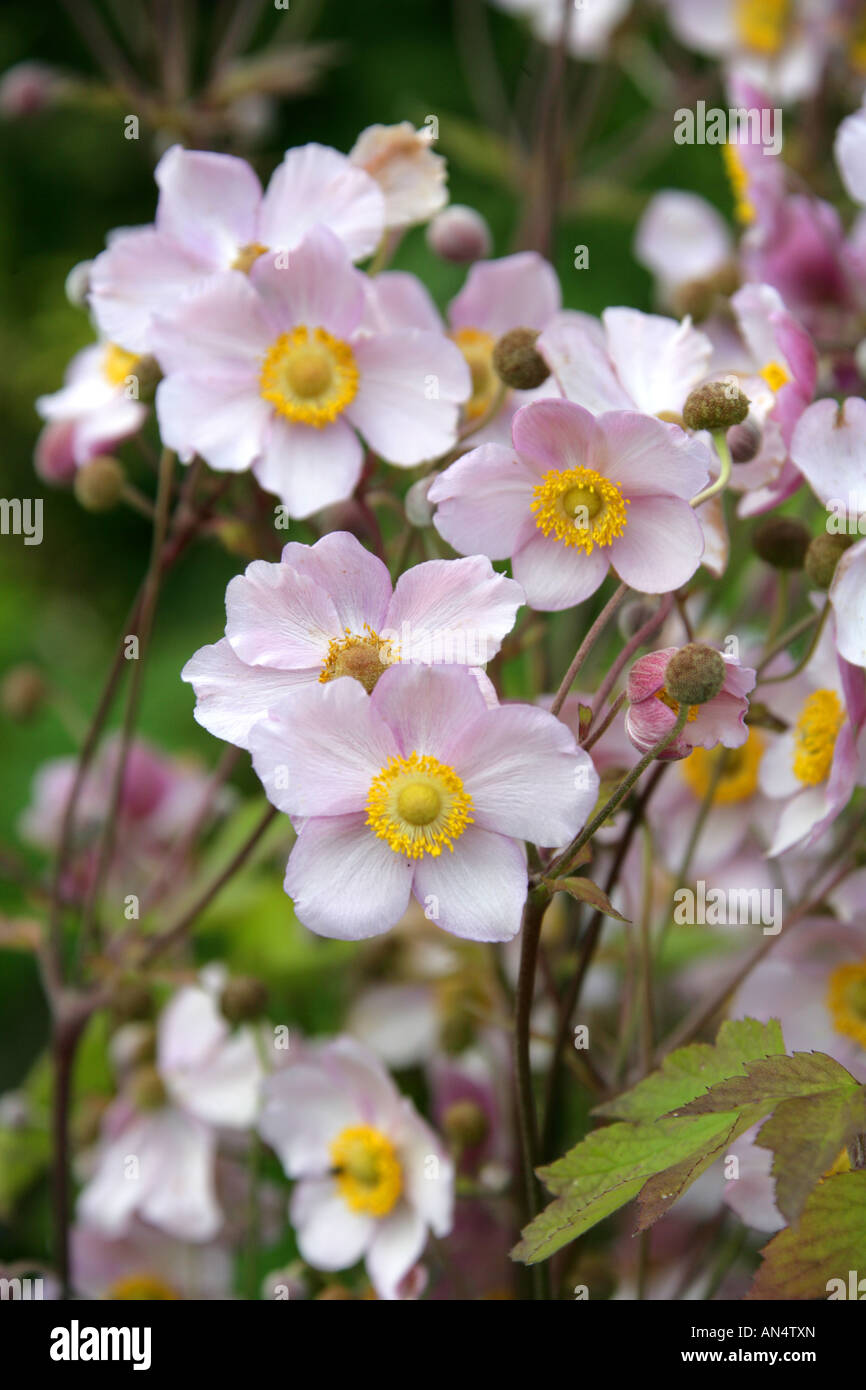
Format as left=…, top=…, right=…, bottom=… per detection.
left=330, top=1124, right=402, bottom=1217
left=760, top=360, right=790, bottom=392
left=722, top=144, right=756, bottom=226
left=102, top=343, right=139, bottom=388
left=366, top=751, right=473, bottom=859
left=319, top=625, right=398, bottom=692
left=735, top=0, right=792, bottom=54
left=453, top=327, right=498, bottom=420
left=531, top=466, right=630, bottom=552
left=792, top=688, right=844, bottom=786
left=681, top=729, right=764, bottom=803
left=260, top=325, right=359, bottom=427
left=826, top=960, right=866, bottom=1051
left=231, top=241, right=268, bottom=273
left=654, top=687, right=698, bottom=724
left=108, top=1273, right=179, bottom=1300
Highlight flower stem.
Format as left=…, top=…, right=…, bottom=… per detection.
left=690, top=429, right=732, bottom=508
left=513, top=886, right=551, bottom=1300
left=550, top=581, right=629, bottom=718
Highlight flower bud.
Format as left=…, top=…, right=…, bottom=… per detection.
left=220, top=975, right=268, bottom=1025
left=64, top=259, right=93, bottom=309
left=405, top=475, right=435, bottom=528
left=443, top=1099, right=488, bottom=1151
left=682, top=381, right=750, bottom=432
left=752, top=516, right=811, bottom=570
left=109, top=978, right=154, bottom=1024
left=804, top=532, right=854, bottom=589
left=426, top=205, right=492, bottom=263
left=664, top=644, right=726, bottom=706
left=618, top=598, right=658, bottom=641
left=492, top=328, right=550, bottom=391
left=73, top=455, right=125, bottom=512
left=1, top=664, right=46, bottom=720
left=726, top=418, right=762, bottom=463
left=129, top=1064, right=167, bottom=1111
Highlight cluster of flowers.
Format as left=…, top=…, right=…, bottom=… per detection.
left=11, top=11, right=866, bottom=1296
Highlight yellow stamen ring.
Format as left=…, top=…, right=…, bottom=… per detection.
left=260, top=325, right=359, bottom=427
left=826, top=960, right=866, bottom=1051
left=792, top=688, right=844, bottom=786
left=531, top=466, right=630, bottom=552
left=681, top=729, right=764, bottom=803
left=366, top=751, right=473, bottom=859
left=330, top=1124, right=402, bottom=1217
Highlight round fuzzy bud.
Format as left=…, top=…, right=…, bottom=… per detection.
left=64, top=259, right=93, bottom=309
left=129, top=1064, right=167, bottom=1111
left=1, top=664, right=46, bottom=720
left=329, top=642, right=387, bottom=694
left=220, top=975, right=268, bottom=1025
left=752, top=516, right=811, bottom=570
left=664, top=644, right=726, bottom=706
left=726, top=418, right=762, bottom=464
left=443, top=1099, right=488, bottom=1151
left=804, top=532, right=854, bottom=589
left=426, top=205, right=492, bottom=263
left=405, top=475, right=435, bottom=528
left=130, top=354, right=162, bottom=401
left=73, top=455, right=125, bottom=512
left=109, top=979, right=154, bottom=1024
left=492, top=328, right=550, bottom=391
left=682, top=381, right=750, bottom=432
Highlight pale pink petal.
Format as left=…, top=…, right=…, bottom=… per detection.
left=260, top=1066, right=360, bottom=1176
left=451, top=704, right=598, bottom=844
left=253, top=414, right=364, bottom=518
left=634, top=190, right=732, bottom=292
left=830, top=538, right=866, bottom=669
left=291, top=1177, right=375, bottom=1269
left=347, top=984, right=439, bottom=1068
left=155, top=145, right=262, bottom=265
left=368, top=662, right=489, bottom=765
left=89, top=228, right=209, bottom=354
left=346, top=331, right=469, bottom=465
left=511, top=398, right=607, bottom=476
left=428, top=445, right=536, bottom=559
left=767, top=786, right=828, bottom=856
left=790, top=396, right=866, bottom=509
left=595, top=412, right=711, bottom=499
left=249, top=679, right=397, bottom=817
left=539, top=312, right=634, bottom=414
left=385, top=556, right=523, bottom=664
left=150, top=270, right=272, bottom=376
left=448, top=251, right=560, bottom=337
left=279, top=531, right=393, bottom=636
left=225, top=560, right=339, bottom=668
left=413, top=826, right=527, bottom=942
left=250, top=225, right=365, bottom=339
left=608, top=495, right=705, bottom=593
left=512, top=527, right=610, bottom=610
left=259, top=143, right=385, bottom=261
left=284, top=814, right=413, bottom=940
left=366, top=1205, right=427, bottom=1300
left=138, top=1111, right=222, bottom=1242
left=835, top=106, right=866, bottom=207
left=181, top=639, right=311, bottom=751
left=602, top=307, right=712, bottom=415
left=363, top=271, right=443, bottom=333
left=155, top=371, right=269, bottom=472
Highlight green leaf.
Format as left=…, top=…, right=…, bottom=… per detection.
left=748, top=1172, right=866, bottom=1300
left=671, top=1051, right=860, bottom=1117
left=514, top=1112, right=737, bottom=1264
left=756, top=1087, right=866, bottom=1224
left=594, top=1017, right=785, bottom=1123
left=544, top=875, right=630, bottom=923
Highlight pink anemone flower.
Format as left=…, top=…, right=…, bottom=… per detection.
left=248, top=663, right=599, bottom=942
left=152, top=225, right=470, bottom=517
left=429, top=397, right=708, bottom=610
left=625, top=646, right=756, bottom=760
left=182, top=530, right=523, bottom=750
